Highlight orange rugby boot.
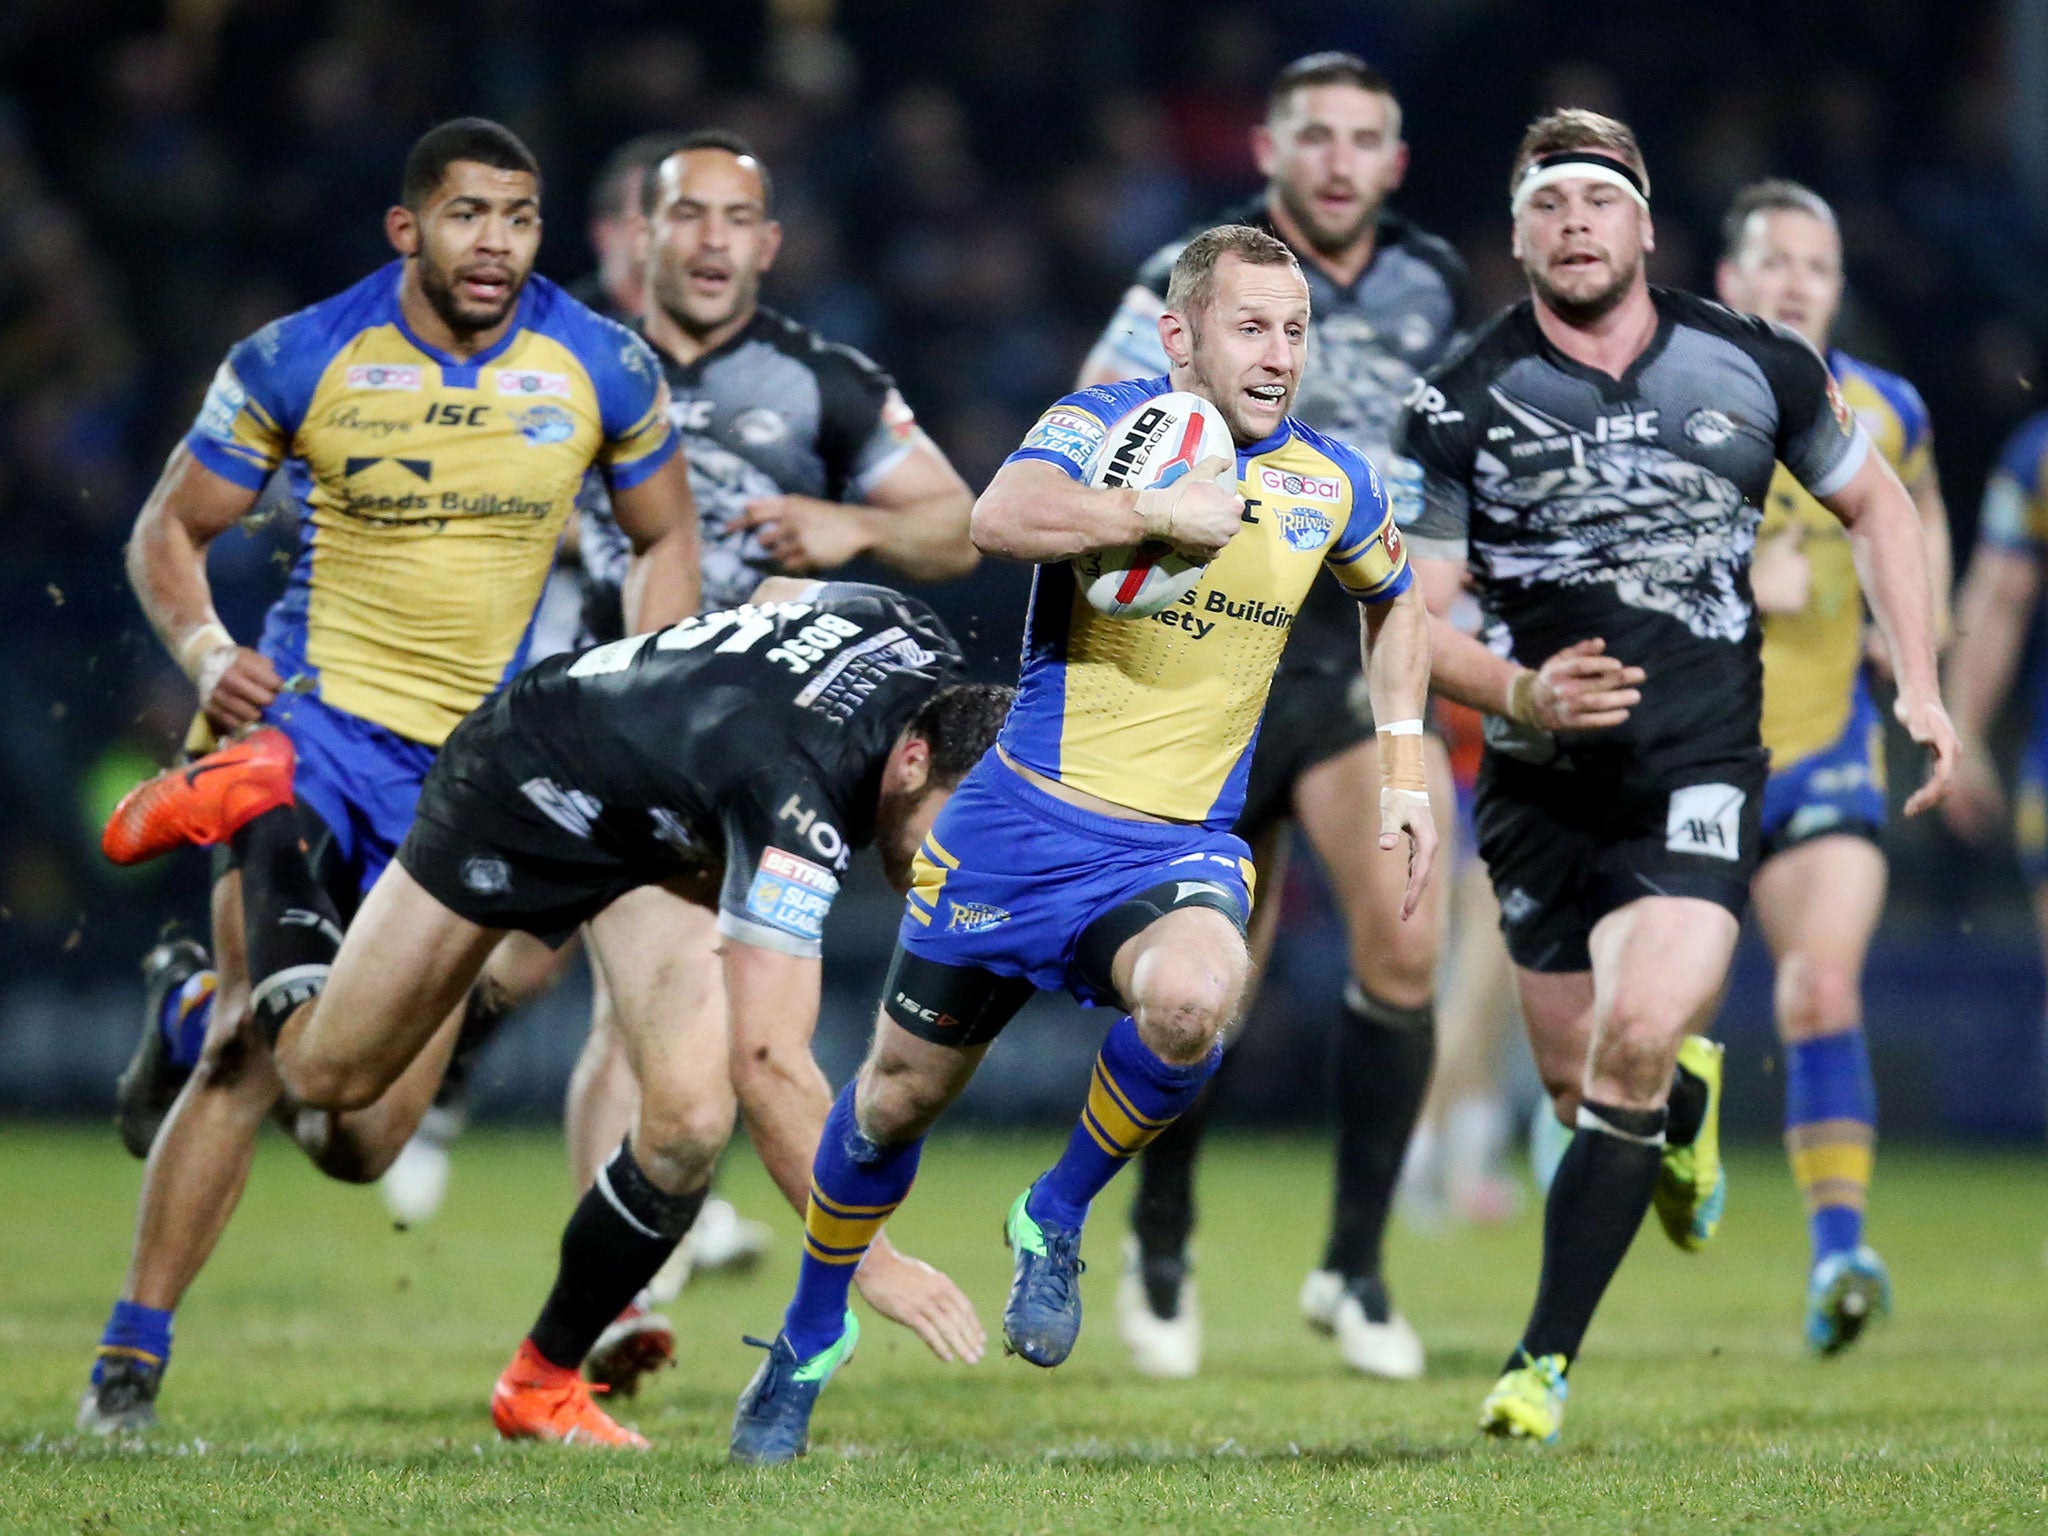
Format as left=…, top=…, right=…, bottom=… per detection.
left=491, top=1339, right=651, bottom=1449
left=101, top=727, right=295, bottom=866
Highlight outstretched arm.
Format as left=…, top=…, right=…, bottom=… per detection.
left=722, top=940, right=985, bottom=1363
left=1820, top=450, right=1956, bottom=814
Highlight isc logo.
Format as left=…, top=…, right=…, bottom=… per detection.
left=1594, top=410, right=1660, bottom=443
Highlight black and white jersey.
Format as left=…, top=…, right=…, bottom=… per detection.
left=580, top=307, right=921, bottom=630
left=457, top=582, right=961, bottom=956
left=1398, top=287, right=1870, bottom=773
left=1090, top=203, right=1470, bottom=673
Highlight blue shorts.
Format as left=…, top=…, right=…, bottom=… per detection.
left=886, top=754, right=1254, bottom=1045
left=263, top=687, right=438, bottom=902
left=1760, top=676, right=1886, bottom=861
left=2015, top=721, right=2048, bottom=888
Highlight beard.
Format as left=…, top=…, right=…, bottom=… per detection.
left=1275, top=176, right=1379, bottom=257
left=417, top=249, right=524, bottom=337
left=652, top=260, right=756, bottom=342
left=1526, top=247, right=1640, bottom=326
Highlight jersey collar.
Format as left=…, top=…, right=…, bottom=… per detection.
left=1234, top=417, right=1294, bottom=465
left=1521, top=287, right=1678, bottom=401
left=386, top=260, right=533, bottom=373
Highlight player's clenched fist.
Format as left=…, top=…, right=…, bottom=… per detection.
left=192, top=640, right=283, bottom=733
left=1136, top=455, right=1242, bottom=561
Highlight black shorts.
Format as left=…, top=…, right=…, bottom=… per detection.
left=1234, top=669, right=1376, bottom=842
left=397, top=723, right=680, bottom=946
left=1474, top=751, right=1767, bottom=973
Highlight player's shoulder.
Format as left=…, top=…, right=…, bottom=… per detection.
left=1377, top=209, right=1470, bottom=300
left=1419, top=300, right=1529, bottom=389
left=1283, top=419, right=1379, bottom=496
left=1831, top=350, right=1929, bottom=437
left=226, top=263, right=398, bottom=407
left=1050, top=376, right=1169, bottom=426
left=1997, top=410, right=2048, bottom=492
left=750, top=306, right=893, bottom=389
left=1133, top=198, right=1270, bottom=295
left=1660, top=286, right=1817, bottom=363
left=522, top=273, right=664, bottom=391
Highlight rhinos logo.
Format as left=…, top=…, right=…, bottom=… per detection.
left=1276, top=504, right=1333, bottom=551
left=1473, top=439, right=1757, bottom=643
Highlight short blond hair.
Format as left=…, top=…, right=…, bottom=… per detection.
left=1509, top=109, right=1649, bottom=200
left=1164, top=224, right=1301, bottom=318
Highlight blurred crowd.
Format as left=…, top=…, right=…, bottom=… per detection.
left=1, top=0, right=2043, bottom=995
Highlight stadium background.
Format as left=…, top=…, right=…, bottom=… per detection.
left=2, top=0, right=2044, bottom=1140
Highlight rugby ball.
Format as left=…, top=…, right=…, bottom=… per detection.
left=1074, top=391, right=1236, bottom=618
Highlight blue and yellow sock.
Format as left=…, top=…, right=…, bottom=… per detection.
left=1027, top=1015, right=1221, bottom=1233
left=92, top=1299, right=172, bottom=1384
left=783, top=1083, right=924, bottom=1359
left=160, top=971, right=216, bottom=1071
left=1784, top=1030, right=1876, bottom=1263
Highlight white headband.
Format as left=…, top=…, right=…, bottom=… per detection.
left=1511, top=154, right=1650, bottom=217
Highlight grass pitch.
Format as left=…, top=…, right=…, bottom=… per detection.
left=4, top=1124, right=2046, bottom=1534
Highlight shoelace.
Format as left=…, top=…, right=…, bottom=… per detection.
left=739, top=1335, right=784, bottom=1406
left=1026, top=1230, right=1086, bottom=1306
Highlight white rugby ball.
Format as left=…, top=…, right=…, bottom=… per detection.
left=1074, top=391, right=1236, bottom=618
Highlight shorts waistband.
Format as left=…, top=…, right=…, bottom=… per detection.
left=975, top=754, right=1222, bottom=848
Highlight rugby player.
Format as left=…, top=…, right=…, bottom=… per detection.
left=80, top=119, right=701, bottom=1436
left=1399, top=110, right=1954, bottom=1442
left=261, top=584, right=1005, bottom=1449
left=729, top=223, right=1435, bottom=1466
left=392, top=131, right=983, bottom=1381
left=1078, top=51, right=1469, bottom=1379
left=1715, top=178, right=1952, bottom=1353
left=1941, top=411, right=2048, bottom=998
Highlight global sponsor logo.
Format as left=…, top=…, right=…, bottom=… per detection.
left=514, top=403, right=575, bottom=446
left=494, top=368, right=572, bottom=399
left=1276, top=503, right=1333, bottom=551
left=1259, top=467, right=1341, bottom=501
left=945, top=901, right=1010, bottom=934
left=346, top=364, right=423, bottom=392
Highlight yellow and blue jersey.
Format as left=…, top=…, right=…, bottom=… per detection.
left=1759, top=349, right=1932, bottom=768
left=1979, top=412, right=2048, bottom=883
left=186, top=261, right=676, bottom=747
left=999, top=376, right=1410, bottom=827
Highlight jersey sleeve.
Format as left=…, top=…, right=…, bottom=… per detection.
left=814, top=343, right=918, bottom=501
left=585, top=326, right=679, bottom=492
left=1751, top=325, right=1870, bottom=500
left=1323, top=446, right=1412, bottom=604
left=183, top=316, right=322, bottom=490
left=1978, top=416, right=2048, bottom=552
left=1002, top=383, right=1149, bottom=482
left=1391, top=375, right=1478, bottom=560
left=714, top=768, right=848, bottom=958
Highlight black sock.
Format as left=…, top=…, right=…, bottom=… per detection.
left=1514, top=1101, right=1666, bottom=1368
left=1128, top=1054, right=1233, bottom=1313
left=1321, top=983, right=1435, bottom=1280
left=436, top=978, right=515, bottom=1109
left=234, top=805, right=343, bottom=1043
left=528, top=1140, right=707, bottom=1369
left=1665, top=1056, right=1708, bottom=1148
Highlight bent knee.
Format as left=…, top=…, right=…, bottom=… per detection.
left=1775, top=953, right=1862, bottom=1042
left=298, top=1111, right=402, bottom=1184
left=1130, top=970, right=1240, bottom=1063
left=634, top=1092, right=736, bottom=1187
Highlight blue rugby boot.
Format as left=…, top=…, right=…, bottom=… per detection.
left=729, top=1312, right=859, bottom=1465
left=1002, top=1187, right=1086, bottom=1367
